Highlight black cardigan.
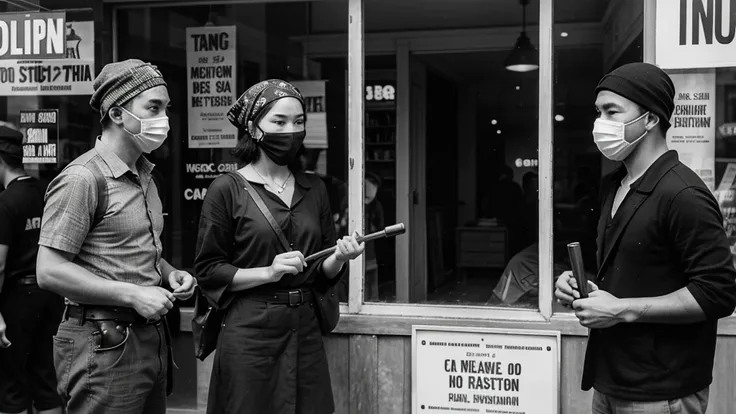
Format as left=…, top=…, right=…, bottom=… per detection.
left=582, top=151, right=736, bottom=400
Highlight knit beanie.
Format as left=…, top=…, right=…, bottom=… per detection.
left=595, top=62, right=676, bottom=130
left=89, top=59, right=167, bottom=119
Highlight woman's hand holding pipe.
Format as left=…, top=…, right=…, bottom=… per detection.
left=332, top=231, right=366, bottom=263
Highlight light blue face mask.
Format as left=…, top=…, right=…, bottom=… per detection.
left=592, top=112, right=651, bottom=161
left=120, top=107, right=170, bottom=153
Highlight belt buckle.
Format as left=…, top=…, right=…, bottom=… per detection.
left=287, top=290, right=302, bottom=307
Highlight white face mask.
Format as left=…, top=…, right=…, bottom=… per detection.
left=592, top=112, right=651, bottom=162
left=120, top=107, right=170, bottom=153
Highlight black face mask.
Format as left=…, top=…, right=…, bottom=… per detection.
left=257, top=130, right=306, bottom=166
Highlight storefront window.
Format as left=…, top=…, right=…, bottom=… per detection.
left=708, top=69, right=736, bottom=270
left=116, top=0, right=349, bottom=283
left=360, top=0, right=541, bottom=307
left=116, top=1, right=348, bottom=408
left=551, top=0, right=643, bottom=314
left=0, top=4, right=98, bottom=186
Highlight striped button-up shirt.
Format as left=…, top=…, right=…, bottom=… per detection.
left=39, top=138, right=163, bottom=288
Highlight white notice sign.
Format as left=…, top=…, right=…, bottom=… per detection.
left=656, top=0, right=736, bottom=69
left=667, top=70, right=717, bottom=191
left=186, top=26, right=238, bottom=149
left=0, top=21, right=95, bottom=96
left=413, top=326, right=560, bottom=414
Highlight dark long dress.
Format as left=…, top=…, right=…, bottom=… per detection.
left=194, top=171, right=343, bottom=414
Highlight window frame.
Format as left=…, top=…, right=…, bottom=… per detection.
left=109, top=0, right=736, bottom=336
left=345, top=0, right=555, bottom=321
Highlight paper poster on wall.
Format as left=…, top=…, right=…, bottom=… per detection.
left=291, top=80, right=328, bottom=149
left=0, top=20, right=94, bottom=96
left=413, top=326, right=560, bottom=414
left=656, top=0, right=736, bottom=69
left=186, top=26, right=238, bottom=149
left=666, top=70, right=716, bottom=191
left=20, top=110, right=58, bottom=164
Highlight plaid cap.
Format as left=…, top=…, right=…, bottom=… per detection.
left=89, top=59, right=167, bottom=118
left=0, top=121, right=23, bottom=157
left=227, top=79, right=304, bottom=130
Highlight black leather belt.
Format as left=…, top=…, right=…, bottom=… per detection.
left=246, top=288, right=313, bottom=307
left=63, top=305, right=152, bottom=325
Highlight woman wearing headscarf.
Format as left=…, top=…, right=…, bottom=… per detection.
left=194, top=79, right=364, bottom=413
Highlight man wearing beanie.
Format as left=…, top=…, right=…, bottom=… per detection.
left=0, top=122, right=63, bottom=414
left=555, top=62, right=736, bottom=413
left=36, top=59, right=196, bottom=413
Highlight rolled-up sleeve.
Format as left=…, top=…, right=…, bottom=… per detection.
left=312, top=180, right=346, bottom=288
left=669, top=186, right=736, bottom=319
left=194, top=178, right=239, bottom=308
left=39, top=166, right=97, bottom=255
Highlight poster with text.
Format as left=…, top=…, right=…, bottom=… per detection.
left=0, top=20, right=94, bottom=96
left=413, top=326, right=560, bottom=414
left=667, top=70, right=716, bottom=191
left=656, top=0, right=736, bottom=69
left=186, top=25, right=237, bottom=149
left=291, top=80, right=328, bottom=149
left=20, top=110, right=59, bottom=164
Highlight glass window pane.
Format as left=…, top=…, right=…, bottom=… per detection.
left=552, top=1, right=642, bottom=314
left=116, top=0, right=349, bottom=317
left=362, top=0, right=541, bottom=307
left=715, top=69, right=736, bottom=282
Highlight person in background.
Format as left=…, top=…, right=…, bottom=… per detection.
left=194, top=79, right=365, bottom=413
left=363, top=171, right=385, bottom=301
left=0, top=123, right=63, bottom=414
left=36, top=59, right=196, bottom=413
left=297, top=146, right=347, bottom=226
left=335, top=171, right=385, bottom=302
left=555, top=62, right=736, bottom=414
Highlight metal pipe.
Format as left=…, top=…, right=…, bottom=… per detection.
left=305, top=223, right=406, bottom=263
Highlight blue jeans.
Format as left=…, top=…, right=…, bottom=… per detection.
left=52, top=317, right=168, bottom=414
left=592, top=388, right=709, bottom=414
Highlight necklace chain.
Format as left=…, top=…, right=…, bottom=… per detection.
left=252, top=165, right=291, bottom=194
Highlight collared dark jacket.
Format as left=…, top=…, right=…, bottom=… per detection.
left=582, top=151, right=736, bottom=401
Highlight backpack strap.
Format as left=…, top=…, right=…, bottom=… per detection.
left=65, top=149, right=108, bottom=230
left=86, top=160, right=108, bottom=230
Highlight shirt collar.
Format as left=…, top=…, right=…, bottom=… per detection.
left=95, top=137, right=155, bottom=179
left=628, top=150, right=680, bottom=194
left=294, top=171, right=312, bottom=189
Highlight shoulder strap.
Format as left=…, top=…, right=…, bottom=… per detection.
left=66, top=149, right=108, bottom=230
left=86, top=160, right=108, bottom=229
left=229, top=171, right=291, bottom=252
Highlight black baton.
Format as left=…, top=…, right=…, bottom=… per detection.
left=567, top=242, right=588, bottom=299
left=305, top=223, right=406, bottom=263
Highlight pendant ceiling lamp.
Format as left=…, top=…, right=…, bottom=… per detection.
left=505, top=0, right=539, bottom=73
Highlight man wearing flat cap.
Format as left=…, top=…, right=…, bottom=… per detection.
left=0, top=122, right=63, bottom=414
left=555, top=62, right=736, bottom=413
left=36, top=59, right=196, bottom=413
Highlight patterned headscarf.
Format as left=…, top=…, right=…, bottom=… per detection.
left=227, top=79, right=304, bottom=131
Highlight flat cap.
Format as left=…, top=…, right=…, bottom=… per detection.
left=0, top=122, right=23, bottom=158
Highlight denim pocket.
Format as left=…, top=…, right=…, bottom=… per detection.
left=52, top=336, right=74, bottom=400
left=88, top=327, right=143, bottom=406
